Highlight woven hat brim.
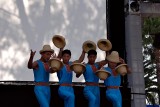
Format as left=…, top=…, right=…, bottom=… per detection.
left=39, top=49, right=54, bottom=54
left=97, top=39, right=112, bottom=51
left=95, top=70, right=111, bottom=76
left=106, top=56, right=120, bottom=63
left=52, top=35, right=66, bottom=48
left=48, top=58, right=63, bottom=69
left=70, top=63, right=86, bottom=71
left=82, top=41, right=96, bottom=53
left=115, top=64, right=127, bottom=70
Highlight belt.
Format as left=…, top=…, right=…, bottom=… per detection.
left=107, top=86, right=119, bottom=89
left=85, top=82, right=99, bottom=86
left=60, top=83, right=73, bottom=86
left=35, top=82, right=49, bottom=86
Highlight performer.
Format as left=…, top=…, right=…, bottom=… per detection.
left=27, top=44, right=58, bottom=107
left=57, top=49, right=85, bottom=107
left=77, top=49, right=108, bottom=107
left=103, top=51, right=130, bottom=107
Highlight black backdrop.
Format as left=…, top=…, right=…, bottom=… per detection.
left=107, top=0, right=129, bottom=88
left=0, top=82, right=131, bottom=107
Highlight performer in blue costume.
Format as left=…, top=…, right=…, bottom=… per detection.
left=77, top=49, right=108, bottom=107
left=103, top=51, right=129, bottom=107
left=27, top=44, right=59, bottom=107
left=57, top=49, right=85, bottom=107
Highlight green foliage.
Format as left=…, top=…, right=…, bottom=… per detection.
left=142, top=17, right=160, bottom=104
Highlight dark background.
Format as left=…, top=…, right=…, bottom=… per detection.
left=0, top=82, right=131, bottom=107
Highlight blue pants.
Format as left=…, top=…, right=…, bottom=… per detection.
left=58, top=86, right=75, bottom=107
left=106, top=89, right=122, bottom=107
left=34, top=86, right=51, bottom=107
left=83, top=86, right=100, bottom=107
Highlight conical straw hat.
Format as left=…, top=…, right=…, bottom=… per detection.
left=82, top=40, right=96, bottom=53
left=95, top=69, right=111, bottom=80
left=48, top=58, right=63, bottom=72
left=52, top=35, right=66, bottom=48
left=106, top=51, right=120, bottom=63
left=115, top=63, right=127, bottom=76
left=39, top=45, right=54, bottom=54
left=70, top=63, right=86, bottom=74
left=97, top=39, right=112, bottom=51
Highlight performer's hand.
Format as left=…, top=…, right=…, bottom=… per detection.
left=60, top=47, right=64, bottom=51
left=50, top=53, right=57, bottom=59
left=82, top=50, right=86, bottom=53
left=100, top=67, right=105, bottom=70
left=119, top=57, right=125, bottom=64
left=30, top=49, right=36, bottom=57
left=73, top=60, right=79, bottom=63
left=126, top=66, right=131, bottom=74
left=50, top=67, right=58, bottom=73
left=82, top=62, right=86, bottom=64
left=76, top=73, right=82, bottom=78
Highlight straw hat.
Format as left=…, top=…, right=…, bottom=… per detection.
left=39, top=45, right=54, bottom=54
left=106, top=51, right=120, bottom=63
left=82, top=40, right=96, bottom=53
left=115, top=64, right=127, bottom=76
left=52, top=35, right=66, bottom=48
left=70, top=63, right=86, bottom=74
left=97, top=39, right=112, bottom=51
left=95, top=69, right=111, bottom=80
left=48, top=58, right=63, bottom=72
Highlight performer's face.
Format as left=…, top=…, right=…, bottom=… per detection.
left=108, top=61, right=117, bottom=69
left=41, top=51, right=53, bottom=62
left=62, top=54, right=71, bottom=64
left=88, top=54, right=97, bottom=64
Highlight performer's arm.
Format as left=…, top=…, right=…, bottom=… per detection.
left=49, top=67, right=58, bottom=73
left=73, top=50, right=86, bottom=78
left=76, top=50, right=86, bottom=63
left=76, top=62, right=86, bottom=78
left=27, top=49, right=38, bottom=69
left=57, top=48, right=64, bottom=59
left=119, top=57, right=131, bottom=74
left=97, top=51, right=109, bottom=69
